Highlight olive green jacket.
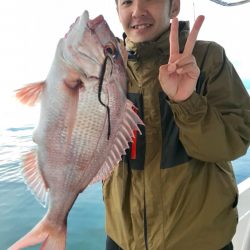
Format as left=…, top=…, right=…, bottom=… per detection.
left=103, top=21, right=250, bottom=250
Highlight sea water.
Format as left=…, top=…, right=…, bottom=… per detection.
left=0, top=86, right=249, bottom=250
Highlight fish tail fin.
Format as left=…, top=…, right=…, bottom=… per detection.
left=15, top=81, right=45, bottom=106
left=40, top=228, right=66, bottom=250
left=7, top=217, right=66, bottom=250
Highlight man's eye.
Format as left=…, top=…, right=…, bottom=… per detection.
left=121, top=0, right=132, bottom=6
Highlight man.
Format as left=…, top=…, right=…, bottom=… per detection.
left=103, top=0, right=250, bottom=249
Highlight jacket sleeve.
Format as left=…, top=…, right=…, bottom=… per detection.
left=170, top=42, right=250, bottom=162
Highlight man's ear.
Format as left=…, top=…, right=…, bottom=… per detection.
left=170, top=0, right=180, bottom=18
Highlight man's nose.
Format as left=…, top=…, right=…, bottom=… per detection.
left=132, top=1, right=147, bottom=17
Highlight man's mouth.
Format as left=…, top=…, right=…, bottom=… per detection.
left=131, top=24, right=152, bottom=29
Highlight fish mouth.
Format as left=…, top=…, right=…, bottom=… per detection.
left=77, top=11, right=105, bottom=31
left=87, top=15, right=105, bottom=29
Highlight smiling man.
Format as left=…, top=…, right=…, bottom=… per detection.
left=116, top=0, right=179, bottom=42
left=102, top=0, right=250, bottom=249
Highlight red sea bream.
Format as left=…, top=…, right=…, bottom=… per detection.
left=8, top=10, right=143, bottom=250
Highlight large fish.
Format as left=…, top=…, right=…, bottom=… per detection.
left=8, top=10, right=143, bottom=250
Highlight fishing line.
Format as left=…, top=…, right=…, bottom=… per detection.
left=98, top=55, right=111, bottom=140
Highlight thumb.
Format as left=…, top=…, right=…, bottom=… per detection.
left=159, top=64, right=175, bottom=82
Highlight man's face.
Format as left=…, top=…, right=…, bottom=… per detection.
left=117, top=0, right=179, bottom=43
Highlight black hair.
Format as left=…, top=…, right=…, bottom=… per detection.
left=115, top=0, right=173, bottom=5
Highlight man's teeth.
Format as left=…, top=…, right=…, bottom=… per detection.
left=133, top=24, right=151, bottom=29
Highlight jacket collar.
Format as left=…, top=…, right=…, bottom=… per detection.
left=124, top=21, right=190, bottom=60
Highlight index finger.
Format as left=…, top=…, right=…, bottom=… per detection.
left=184, top=15, right=205, bottom=55
left=169, top=17, right=179, bottom=63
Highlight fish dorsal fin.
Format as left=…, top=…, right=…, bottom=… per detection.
left=16, top=81, right=45, bottom=106
left=90, top=100, right=144, bottom=184
left=21, top=151, right=49, bottom=207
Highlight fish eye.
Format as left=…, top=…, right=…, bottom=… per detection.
left=104, top=43, right=117, bottom=58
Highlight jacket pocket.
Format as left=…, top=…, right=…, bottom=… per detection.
left=215, top=161, right=239, bottom=208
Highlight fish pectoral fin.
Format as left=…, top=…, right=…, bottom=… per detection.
left=22, top=151, right=49, bottom=207
left=64, top=85, right=80, bottom=143
left=90, top=99, right=144, bottom=184
left=15, top=81, right=45, bottom=106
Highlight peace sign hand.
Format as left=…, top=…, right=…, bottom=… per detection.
left=159, top=16, right=205, bottom=102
